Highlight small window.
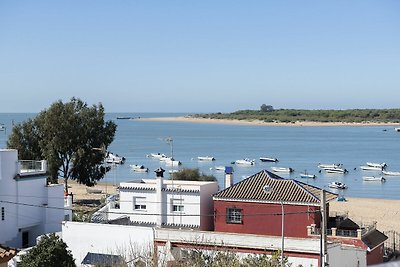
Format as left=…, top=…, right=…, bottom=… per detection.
left=172, top=199, right=184, bottom=212
left=134, top=197, right=147, bottom=210
left=226, top=208, right=242, bottom=224
left=1, top=207, right=4, bottom=221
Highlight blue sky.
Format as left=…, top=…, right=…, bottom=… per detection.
left=1, top=1, right=399, bottom=113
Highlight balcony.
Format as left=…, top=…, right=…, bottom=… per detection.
left=308, top=221, right=377, bottom=239
left=18, top=160, right=47, bottom=177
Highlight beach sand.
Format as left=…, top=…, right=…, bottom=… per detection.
left=67, top=180, right=399, bottom=232
left=136, top=116, right=399, bottom=127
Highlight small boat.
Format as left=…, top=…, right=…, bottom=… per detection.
left=328, top=182, right=348, bottom=189
left=300, top=171, right=316, bottom=179
left=259, top=157, right=279, bottom=162
left=318, top=163, right=342, bottom=169
left=105, top=152, right=125, bottom=164
left=148, top=153, right=167, bottom=159
left=0, top=124, right=5, bottom=131
left=362, top=176, right=386, bottom=182
left=359, top=165, right=383, bottom=171
left=211, top=166, right=226, bottom=171
left=164, top=158, right=181, bottom=166
left=271, top=167, right=294, bottom=173
left=366, top=162, right=387, bottom=168
left=235, top=158, right=255, bottom=166
left=395, top=127, right=400, bottom=132
left=130, top=164, right=149, bottom=172
left=324, top=167, right=348, bottom=174
left=382, top=170, right=400, bottom=176
left=197, top=156, right=216, bottom=161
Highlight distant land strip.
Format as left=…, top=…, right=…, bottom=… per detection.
left=137, top=109, right=400, bottom=127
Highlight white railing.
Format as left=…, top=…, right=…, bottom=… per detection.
left=18, top=160, right=47, bottom=176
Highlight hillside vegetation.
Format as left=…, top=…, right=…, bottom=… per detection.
left=192, top=109, right=400, bottom=123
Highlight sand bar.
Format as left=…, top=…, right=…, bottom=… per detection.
left=136, top=116, right=400, bottom=127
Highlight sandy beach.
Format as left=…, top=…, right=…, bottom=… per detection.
left=67, top=180, right=400, bottom=232
left=135, top=116, right=399, bottom=127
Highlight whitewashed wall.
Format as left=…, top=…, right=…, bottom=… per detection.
left=61, top=221, right=154, bottom=266
left=328, top=243, right=366, bottom=267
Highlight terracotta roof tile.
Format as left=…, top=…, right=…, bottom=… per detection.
left=213, top=170, right=337, bottom=205
left=0, top=244, right=17, bottom=263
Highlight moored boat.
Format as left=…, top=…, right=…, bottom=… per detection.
left=300, top=172, right=316, bottom=179
left=382, top=170, right=400, bottom=176
left=235, top=158, right=255, bottom=166
left=318, top=163, right=342, bottom=169
left=105, top=152, right=125, bottom=164
left=366, top=162, right=387, bottom=169
left=212, top=166, right=226, bottom=171
left=359, top=165, right=383, bottom=171
left=362, top=176, right=386, bottom=182
left=130, top=164, right=149, bottom=172
left=148, top=153, right=167, bottom=159
left=197, top=156, right=215, bottom=161
left=271, top=167, right=294, bottom=173
left=259, top=157, right=279, bottom=162
left=328, top=181, right=348, bottom=189
left=324, top=167, right=348, bottom=174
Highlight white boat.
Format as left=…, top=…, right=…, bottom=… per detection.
left=324, top=167, right=348, bottom=174
left=197, top=156, right=215, bottom=161
left=211, top=166, right=225, bottom=171
left=363, top=176, right=386, bottom=182
left=0, top=124, right=5, bottom=131
left=318, top=163, right=342, bottom=169
left=300, top=172, right=316, bottom=179
left=105, top=152, right=125, bottom=164
left=235, top=158, right=255, bottom=166
left=359, top=165, right=383, bottom=171
left=382, top=170, right=400, bottom=176
left=366, top=162, right=387, bottom=168
left=130, top=164, right=149, bottom=172
left=259, top=157, right=279, bottom=162
left=395, top=127, right=400, bottom=132
left=148, top=153, right=167, bottom=159
left=271, top=167, right=293, bottom=173
left=329, top=182, right=347, bottom=189
left=164, top=158, right=181, bottom=166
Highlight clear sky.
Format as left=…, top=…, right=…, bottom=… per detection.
left=0, top=1, right=399, bottom=113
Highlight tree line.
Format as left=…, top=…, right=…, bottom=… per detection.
left=192, top=107, right=400, bottom=123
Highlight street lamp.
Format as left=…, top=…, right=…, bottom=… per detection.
left=263, top=185, right=285, bottom=267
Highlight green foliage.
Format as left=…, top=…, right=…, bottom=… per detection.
left=261, top=104, right=274, bottom=112
left=7, top=98, right=117, bottom=191
left=19, top=233, right=76, bottom=267
left=193, top=108, right=400, bottom=123
left=171, top=168, right=216, bottom=181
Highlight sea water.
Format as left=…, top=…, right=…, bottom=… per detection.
left=1, top=113, right=400, bottom=200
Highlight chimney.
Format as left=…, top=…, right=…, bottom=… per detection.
left=224, top=166, right=234, bottom=189
left=155, top=167, right=165, bottom=227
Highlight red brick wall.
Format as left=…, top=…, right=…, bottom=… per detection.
left=214, top=200, right=320, bottom=238
left=367, top=243, right=384, bottom=265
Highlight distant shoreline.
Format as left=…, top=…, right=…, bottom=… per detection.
left=135, top=116, right=400, bottom=127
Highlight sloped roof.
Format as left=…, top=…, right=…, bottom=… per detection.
left=362, top=230, right=388, bottom=250
left=0, top=244, right=17, bottom=263
left=213, top=170, right=337, bottom=205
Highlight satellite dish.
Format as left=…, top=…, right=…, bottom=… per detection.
left=263, top=185, right=272, bottom=193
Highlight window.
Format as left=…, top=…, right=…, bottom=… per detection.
left=1, top=207, right=4, bottom=221
left=226, top=208, right=242, bottom=224
left=133, top=197, right=147, bottom=210
left=172, top=199, right=184, bottom=212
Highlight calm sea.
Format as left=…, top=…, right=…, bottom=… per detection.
left=1, top=113, right=400, bottom=200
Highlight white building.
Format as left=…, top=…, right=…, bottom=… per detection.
left=0, top=149, right=70, bottom=248
left=107, top=168, right=219, bottom=230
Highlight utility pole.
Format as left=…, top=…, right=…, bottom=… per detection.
left=320, top=190, right=328, bottom=267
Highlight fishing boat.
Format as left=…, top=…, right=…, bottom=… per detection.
left=362, top=176, right=386, bottom=182
left=197, top=156, right=215, bottom=161
left=324, top=167, right=348, bottom=174
left=366, top=162, right=387, bottom=169
left=259, top=157, right=279, bottom=162
left=148, top=153, right=167, bottom=159
left=300, top=171, right=316, bottom=179
left=382, top=170, right=400, bottom=176
left=105, top=152, right=125, bottom=164
left=130, top=164, right=149, bottom=172
left=271, top=167, right=294, bottom=173
left=235, top=158, right=256, bottom=166
left=318, top=163, right=342, bottom=169
left=328, top=182, right=348, bottom=189
left=359, top=165, right=383, bottom=171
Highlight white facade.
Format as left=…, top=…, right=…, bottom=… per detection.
left=108, top=173, right=218, bottom=230
left=0, top=149, right=66, bottom=248
left=62, top=221, right=154, bottom=266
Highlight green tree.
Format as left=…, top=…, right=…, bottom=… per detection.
left=260, top=104, right=274, bottom=112
left=7, top=98, right=117, bottom=193
left=171, top=168, right=216, bottom=181
left=19, top=233, right=76, bottom=267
